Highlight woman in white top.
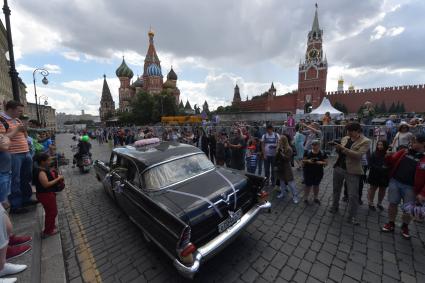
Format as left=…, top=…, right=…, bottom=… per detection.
left=391, top=123, right=413, bottom=151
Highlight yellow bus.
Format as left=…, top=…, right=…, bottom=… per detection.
left=161, top=116, right=202, bottom=124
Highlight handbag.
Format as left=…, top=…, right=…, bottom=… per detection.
left=50, top=168, right=65, bottom=192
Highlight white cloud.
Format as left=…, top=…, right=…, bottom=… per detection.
left=62, top=51, right=81, bottom=61
left=370, top=25, right=405, bottom=41
left=43, top=64, right=61, bottom=74
left=16, top=64, right=34, bottom=72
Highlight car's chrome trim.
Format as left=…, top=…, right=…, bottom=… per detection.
left=173, top=201, right=271, bottom=279
left=140, top=152, right=204, bottom=175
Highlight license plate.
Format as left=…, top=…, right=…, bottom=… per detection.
left=218, top=209, right=242, bottom=233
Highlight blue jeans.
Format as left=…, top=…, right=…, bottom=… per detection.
left=257, top=157, right=263, bottom=175
left=0, top=172, right=11, bottom=203
left=264, top=156, right=275, bottom=184
left=9, top=152, right=33, bottom=209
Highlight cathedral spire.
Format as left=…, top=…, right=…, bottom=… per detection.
left=311, top=3, right=320, bottom=32
left=101, top=74, right=113, bottom=102
left=144, top=27, right=161, bottom=77
left=233, top=84, right=241, bottom=103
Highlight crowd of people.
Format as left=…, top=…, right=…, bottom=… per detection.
left=0, top=100, right=64, bottom=282
left=1, top=98, right=424, bottom=281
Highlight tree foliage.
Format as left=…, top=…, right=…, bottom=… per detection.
left=333, top=102, right=348, bottom=114
left=117, top=91, right=177, bottom=125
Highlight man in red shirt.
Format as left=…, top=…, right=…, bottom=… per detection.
left=382, top=134, right=425, bottom=239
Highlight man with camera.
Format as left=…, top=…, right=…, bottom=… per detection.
left=329, top=122, right=371, bottom=225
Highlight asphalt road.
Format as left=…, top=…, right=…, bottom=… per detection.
left=56, top=133, right=425, bottom=283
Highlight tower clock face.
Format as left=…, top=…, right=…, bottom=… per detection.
left=309, top=49, right=318, bottom=59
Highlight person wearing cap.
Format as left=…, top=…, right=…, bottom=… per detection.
left=261, top=125, right=279, bottom=185
left=302, top=139, right=328, bottom=205
left=329, top=122, right=371, bottom=225
left=391, top=122, right=413, bottom=151
left=382, top=134, right=425, bottom=239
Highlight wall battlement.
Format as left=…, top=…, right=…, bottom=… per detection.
left=326, top=84, right=425, bottom=96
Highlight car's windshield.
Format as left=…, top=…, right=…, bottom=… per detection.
left=144, top=154, right=214, bottom=190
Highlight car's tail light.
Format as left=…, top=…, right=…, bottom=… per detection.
left=177, top=227, right=197, bottom=265
left=257, top=190, right=269, bottom=204
left=180, top=243, right=196, bottom=257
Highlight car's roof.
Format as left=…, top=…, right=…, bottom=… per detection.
left=113, top=141, right=203, bottom=170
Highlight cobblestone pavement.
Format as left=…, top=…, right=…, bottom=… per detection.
left=56, top=134, right=425, bottom=283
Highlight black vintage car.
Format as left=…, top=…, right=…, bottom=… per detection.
left=94, top=141, right=271, bottom=278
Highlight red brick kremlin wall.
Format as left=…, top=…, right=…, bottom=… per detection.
left=326, top=84, right=425, bottom=113
left=234, top=84, right=425, bottom=114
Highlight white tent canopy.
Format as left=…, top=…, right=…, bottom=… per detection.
left=310, top=97, right=343, bottom=115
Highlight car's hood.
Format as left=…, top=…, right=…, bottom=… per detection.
left=155, top=167, right=248, bottom=224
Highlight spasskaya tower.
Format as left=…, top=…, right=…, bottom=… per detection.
left=297, top=4, right=328, bottom=113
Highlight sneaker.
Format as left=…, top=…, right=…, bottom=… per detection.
left=304, top=199, right=309, bottom=205
left=401, top=225, right=411, bottom=239
left=0, top=278, right=17, bottom=283
left=377, top=204, right=384, bottom=211
left=313, top=199, right=321, bottom=205
left=9, top=208, right=29, bottom=214
left=6, top=245, right=32, bottom=260
left=0, top=263, right=27, bottom=277
left=368, top=205, right=376, bottom=211
left=9, top=235, right=32, bottom=246
left=293, top=197, right=299, bottom=204
left=328, top=207, right=339, bottom=214
left=276, top=192, right=285, bottom=199
left=381, top=222, right=395, bottom=232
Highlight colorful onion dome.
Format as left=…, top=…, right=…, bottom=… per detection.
left=167, top=67, right=177, bottom=80
left=115, top=58, right=134, bottom=79
left=132, top=76, right=144, bottom=88
left=147, top=63, right=162, bottom=77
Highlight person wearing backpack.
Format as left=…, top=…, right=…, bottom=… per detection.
left=262, top=125, right=279, bottom=186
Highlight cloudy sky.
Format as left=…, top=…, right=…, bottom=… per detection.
left=2, top=0, right=425, bottom=115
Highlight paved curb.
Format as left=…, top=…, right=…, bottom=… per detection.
left=39, top=202, right=66, bottom=283
left=30, top=205, right=42, bottom=283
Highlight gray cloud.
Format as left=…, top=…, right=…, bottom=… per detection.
left=15, top=0, right=416, bottom=67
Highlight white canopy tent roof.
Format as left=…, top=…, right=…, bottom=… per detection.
left=310, top=97, right=343, bottom=115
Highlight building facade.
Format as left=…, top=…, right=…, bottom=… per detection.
left=26, top=102, right=56, bottom=130
left=114, top=29, right=180, bottom=113
left=99, top=75, right=115, bottom=122
left=56, top=112, right=100, bottom=130
left=232, top=5, right=425, bottom=114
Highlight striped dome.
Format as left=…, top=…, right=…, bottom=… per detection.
left=147, top=63, right=162, bottom=77
left=115, top=58, right=134, bottom=79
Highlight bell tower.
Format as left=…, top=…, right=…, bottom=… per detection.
left=297, top=3, right=328, bottom=113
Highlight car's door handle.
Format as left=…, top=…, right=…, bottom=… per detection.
left=113, top=180, right=125, bottom=193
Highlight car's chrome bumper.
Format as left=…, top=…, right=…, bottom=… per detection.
left=173, top=201, right=271, bottom=279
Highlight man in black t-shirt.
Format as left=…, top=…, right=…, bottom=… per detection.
left=228, top=129, right=245, bottom=170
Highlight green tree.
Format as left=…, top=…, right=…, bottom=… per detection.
left=334, top=102, right=348, bottom=114
left=388, top=102, right=396, bottom=113
left=395, top=101, right=401, bottom=113
left=400, top=102, right=406, bottom=113
left=118, top=91, right=154, bottom=125
left=379, top=101, right=387, bottom=114
left=151, top=92, right=178, bottom=122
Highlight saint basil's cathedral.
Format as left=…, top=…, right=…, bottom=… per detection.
left=232, top=5, right=425, bottom=114
left=99, top=29, right=180, bottom=121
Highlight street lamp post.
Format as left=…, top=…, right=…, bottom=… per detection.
left=2, top=0, right=20, bottom=101
left=38, top=95, right=48, bottom=127
left=32, top=68, right=49, bottom=124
